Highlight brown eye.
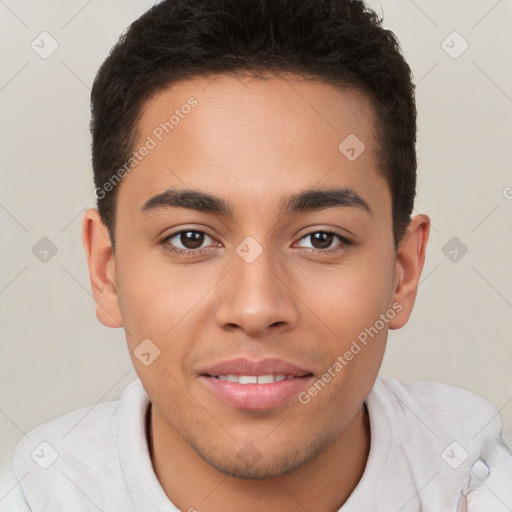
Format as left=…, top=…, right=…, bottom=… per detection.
left=296, top=230, right=352, bottom=255
left=309, top=232, right=335, bottom=249
left=163, top=230, right=214, bottom=252
left=178, top=231, right=205, bottom=249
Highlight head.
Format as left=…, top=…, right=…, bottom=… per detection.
left=83, top=0, right=429, bottom=479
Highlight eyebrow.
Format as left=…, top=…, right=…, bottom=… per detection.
left=140, top=187, right=372, bottom=217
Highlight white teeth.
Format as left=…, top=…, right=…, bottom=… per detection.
left=214, top=374, right=294, bottom=384
left=257, top=374, right=276, bottom=384
left=238, top=375, right=258, bottom=384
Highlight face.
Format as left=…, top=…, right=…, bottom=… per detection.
left=84, top=72, right=426, bottom=479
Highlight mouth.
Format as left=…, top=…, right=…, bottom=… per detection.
left=198, top=358, right=315, bottom=410
left=208, top=374, right=307, bottom=383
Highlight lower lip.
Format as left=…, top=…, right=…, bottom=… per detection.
left=199, top=375, right=314, bottom=410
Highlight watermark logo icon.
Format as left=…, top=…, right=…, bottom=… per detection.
left=338, top=134, right=366, bottom=161
left=442, top=237, right=468, bottom=263
left=441, top=441, right=469, bottom=469
left=441, top=31, right=469, bottom=60
left=32, top=237, right=58, bottom=263
left=236, top=442, right=262, bottom=467
left=31, top=32, right=59, bottom=59
left=134, top=339, right=161, bottom=366
left=236, top=236, right=263, bottom=263
left=31, top=441, right=59, bottom=469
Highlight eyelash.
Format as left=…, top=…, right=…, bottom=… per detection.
left=159, top=229, right=352, bottom=258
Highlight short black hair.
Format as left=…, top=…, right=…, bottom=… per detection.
left=90, top=0, right=417, bottom=251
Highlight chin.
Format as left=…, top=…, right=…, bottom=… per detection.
left=189, top=431, right=334, bottom=480
left=200, top=455, right=306, bottom=480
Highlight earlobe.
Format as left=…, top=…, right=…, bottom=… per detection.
left=81, top=208, right=123, bottom=328
left=389, top=214, right=430, bottom=330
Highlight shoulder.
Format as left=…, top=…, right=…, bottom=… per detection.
left=13, top=394, right=120, bottom=471
left=12, top=379, right=147, bottom=511
left=368, top=374, right=512, bottom=509
left=372, top=374, right=503, bottom=438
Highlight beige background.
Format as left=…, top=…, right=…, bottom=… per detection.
left=1, top=0, right=511, bottom=505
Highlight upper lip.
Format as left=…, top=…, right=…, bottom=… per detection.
left=200, top=358, right=313, bottom=377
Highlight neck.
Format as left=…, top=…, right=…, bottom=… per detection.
left=147, top=403, right=370, bottom=512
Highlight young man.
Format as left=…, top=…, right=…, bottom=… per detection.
left=11, top=0, right=512, bottom=510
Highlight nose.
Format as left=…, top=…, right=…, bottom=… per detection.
left=214, top=242, right=299, bottom=337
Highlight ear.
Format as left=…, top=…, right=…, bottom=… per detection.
left=81, top=208, right=123, bottom=328
left=389, top=214, right=430, bottom=329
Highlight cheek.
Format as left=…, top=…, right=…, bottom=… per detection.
left=116, top=250, right=197, bottom=330
left=115, top=253, right=218, bottom=374
left=294, top=250, right=395, bottom=339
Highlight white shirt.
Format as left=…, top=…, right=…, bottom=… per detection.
left=7, top=375, right=512, bottom=511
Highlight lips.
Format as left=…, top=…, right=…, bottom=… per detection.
left=200, top=357, right=313, bottom=378
left=198, top=358, right=315, bottom=410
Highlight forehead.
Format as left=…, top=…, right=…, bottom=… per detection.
left=117, top=72, right=389, bottom=218
left=138, top=72, right=377, bottom=152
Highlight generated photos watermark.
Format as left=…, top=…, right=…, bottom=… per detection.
left=298, top=302, right=403, bottom=405
left=94, top=97, right=198, bottom=200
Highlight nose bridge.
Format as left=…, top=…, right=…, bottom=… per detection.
left=214, top=236, right=298, bottom=335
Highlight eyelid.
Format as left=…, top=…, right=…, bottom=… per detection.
left=160, top=226, right=218, bottom=244
left=295, top=224, right=353, bottom=241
